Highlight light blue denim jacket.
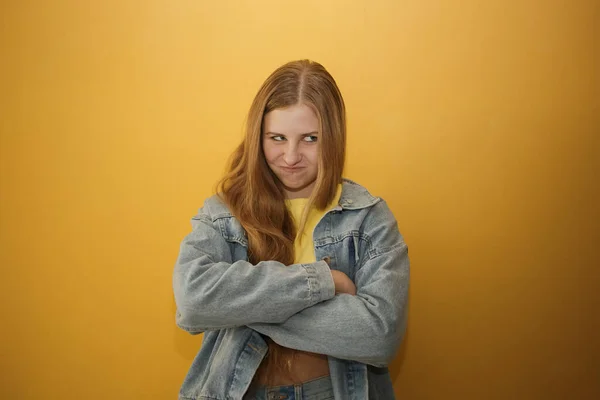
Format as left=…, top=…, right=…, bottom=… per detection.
left=173, top=179, right=410, bottom=400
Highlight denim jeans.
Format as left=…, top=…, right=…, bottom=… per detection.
left=244, top=375, right=334, bottom=400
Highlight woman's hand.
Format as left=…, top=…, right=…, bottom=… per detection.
left=330, top=270, right=357, bottom=295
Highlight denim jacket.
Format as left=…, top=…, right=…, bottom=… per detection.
left=173, top=179, right=410, bottom=400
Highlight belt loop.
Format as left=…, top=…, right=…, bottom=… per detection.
left=294, top=384, right=302, bottom=399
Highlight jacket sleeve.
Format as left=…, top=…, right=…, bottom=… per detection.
left=248, top=200, right=410, bottom=367
left=173, top=205, right=335, bottom=334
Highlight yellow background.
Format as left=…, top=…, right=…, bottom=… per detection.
left=1, top=1, right=598, bottom=398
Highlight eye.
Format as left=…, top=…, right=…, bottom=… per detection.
left=304, top=135, right=318, bottom=143
left=271, top=135, right=286, bottom=142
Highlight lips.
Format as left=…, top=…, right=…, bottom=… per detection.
left=280, top=166, right=304, bottom=173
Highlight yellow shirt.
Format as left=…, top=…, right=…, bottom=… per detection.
left=285, top=184, right=342, bottom=263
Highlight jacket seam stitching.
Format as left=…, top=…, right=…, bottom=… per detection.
left=365, top=242, right=407, bottom=262
left=314, top=230, right=367, bottom=247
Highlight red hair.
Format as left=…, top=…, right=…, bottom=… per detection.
left=217, top=59, right=346, bottom=384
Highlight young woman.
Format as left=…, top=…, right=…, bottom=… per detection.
left=173, top=60, right=410, bottom=400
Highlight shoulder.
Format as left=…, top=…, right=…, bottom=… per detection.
left=340, top=178, right=398, bottom=223
left=198, top=194, right=235, bottom=221
left=191, top=195, right=247, bottom=244
left=341, top=179, right=405, bottom=249
left=340, top=178, right=381, bottom=210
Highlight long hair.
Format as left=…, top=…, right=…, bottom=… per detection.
left=217, top=59, right=346, bottom=383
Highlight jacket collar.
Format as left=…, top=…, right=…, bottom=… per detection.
left=338, top=178, right=380, bottom=210
left=207, top=178, right=379, bottom=219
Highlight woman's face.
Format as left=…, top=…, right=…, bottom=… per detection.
left=262, top=103, right=320, bottom=199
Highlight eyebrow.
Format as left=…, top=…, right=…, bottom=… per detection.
left=264, top=131, right=319, bottom=136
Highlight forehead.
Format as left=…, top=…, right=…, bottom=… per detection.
left=263, top=103, right=319, bottom=134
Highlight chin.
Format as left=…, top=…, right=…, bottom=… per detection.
left=282, top=183, right=306, bottom=191
left=280, top=177, right=309, bottom=189
left=282, top=179, right=316, bottom=193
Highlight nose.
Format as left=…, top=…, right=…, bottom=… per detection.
left=283, top=143, right=301, bottom=165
